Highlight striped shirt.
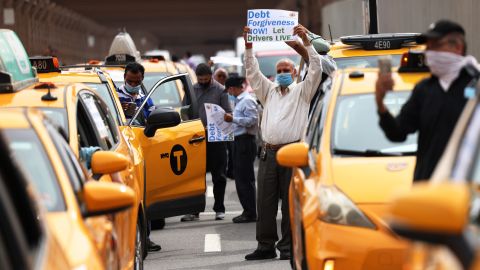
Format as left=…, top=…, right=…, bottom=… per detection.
left=116, top=85, right=155, bottom=120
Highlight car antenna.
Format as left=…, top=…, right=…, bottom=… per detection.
left=328, top=24, right=334, bottom=45
left=40, top=84, right=57, bottom=101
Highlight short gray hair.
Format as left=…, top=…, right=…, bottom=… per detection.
left=275, top=58, right=295, bottom=69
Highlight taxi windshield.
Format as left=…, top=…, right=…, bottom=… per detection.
left=5, top=129, right=65, bottom=212
left=257, top=54, right=301, bottom=79
left=40, top=108, right=68, bottom=136
left=84, top=83, right=121, bottom=124
left=332, top=91, right=417, bottom=155
left=143, top=72, right=183, bottom=108
left=143, top=72, right=171, bottom=91
left=334, top=55, right=402, bottom=69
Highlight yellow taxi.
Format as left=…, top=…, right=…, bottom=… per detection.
left=0, top=107, right=135, bottom=270
left=329, top=33, right=425, bottom=69
left=0, top=120, right=70, bottom=270
left=100, top=49, right=207, bottom=229
left=31, top=53, right=206, bottom=258
left=387, top=78, right=480, bottom=270
left=277, top=52, right=431, bottom=270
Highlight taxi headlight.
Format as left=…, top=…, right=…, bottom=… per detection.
left=317, top=185, right=376, bottom=229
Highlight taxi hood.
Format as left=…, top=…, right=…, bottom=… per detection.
left=331, top=156, right=415, bottom=204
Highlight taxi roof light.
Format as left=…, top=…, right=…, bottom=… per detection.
left=29, top=56, right=60, bottom=73
left=340, top=33, right=421, bottom=51
left=398, top=51, right=430, bottom=73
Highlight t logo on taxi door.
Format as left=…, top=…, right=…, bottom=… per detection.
left=170, top=144, right=187, bottom=175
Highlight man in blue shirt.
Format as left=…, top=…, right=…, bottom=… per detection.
left=117, top=62, right=155, bottom=123
left=224, top=76, right=259, bottom=223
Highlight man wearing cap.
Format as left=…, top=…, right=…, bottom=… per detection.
left=242, top=24, right=323, bottom=260
left=224, top=77, right=258, bottom=223
left=376, top=19, right=480, bottom=181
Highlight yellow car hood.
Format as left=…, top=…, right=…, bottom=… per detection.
left=331, top=156, right=415, bottom=204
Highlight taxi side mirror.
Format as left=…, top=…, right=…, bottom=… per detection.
left=144, top=108, right=181, bottom=137
left=83, top=181, right=135, bottom=217
left=388, top=182, right=473, bottom=270
left=276, top=142, right=309, bottom=168
left=389, top=182, right=469, bottom=235
left=91, top=151, right=129, bottom=175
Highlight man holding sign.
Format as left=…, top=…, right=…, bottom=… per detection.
left=243, top=21, right=323, bottom=261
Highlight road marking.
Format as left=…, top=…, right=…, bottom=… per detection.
left=207, top=185, right=213, bottom=197
left=204, top=234, right=221, bottom=252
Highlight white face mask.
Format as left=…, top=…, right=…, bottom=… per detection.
left=425, top=50, right=478, bottom=91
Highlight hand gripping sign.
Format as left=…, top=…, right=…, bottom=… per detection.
left=246, top=9, right=299, bottom=42
left=205, top=103, right=234, bottom=142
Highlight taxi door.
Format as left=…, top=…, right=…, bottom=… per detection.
left=130, top=73, right=206, bottom=219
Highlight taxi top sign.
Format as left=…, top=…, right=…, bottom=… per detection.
left=0, top=29, right=37, bottom=92
left=340, top=33, right=420, bottom=51
left=105, top=54, right=136, bottom=65
left=29, top=56, right=60, bottom=73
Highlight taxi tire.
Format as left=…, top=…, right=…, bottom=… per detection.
left=134, top=222, right=144, bottom=270
left=151, top=218, right=165, bottom=230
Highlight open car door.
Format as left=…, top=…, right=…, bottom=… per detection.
left=129, top=73, right=206, bottom=219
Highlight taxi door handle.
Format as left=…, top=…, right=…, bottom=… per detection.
left=189, top=136, right=205, bottom=144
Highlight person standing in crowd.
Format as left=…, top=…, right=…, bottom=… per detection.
left=243, top=24, right=323, bottom=260
left=213, top=68, right=236, bottom=179
left=213, top=68, right=228, bottom=86
left=223, top=77, right=258, bottom=223
left=181, top=63, right=232, bottom=222
left=116, top=62, right=161, bottom=253
left=376, top=19, right=479, bottom=181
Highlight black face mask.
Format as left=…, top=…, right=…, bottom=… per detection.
left=199, top=81, right=211, bottom=89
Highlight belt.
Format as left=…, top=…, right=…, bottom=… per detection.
left=264, top=141, right=297, bottom=151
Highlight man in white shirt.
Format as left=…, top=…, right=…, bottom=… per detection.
left=243, top=24, right=323, bottom=260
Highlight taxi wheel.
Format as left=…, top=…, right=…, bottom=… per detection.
left=134, top=223, right=144, bottom=270
left=151, top=218, right=165, bottom=230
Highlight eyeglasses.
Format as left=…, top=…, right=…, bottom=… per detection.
left=276, top=69, right=292, bottom=74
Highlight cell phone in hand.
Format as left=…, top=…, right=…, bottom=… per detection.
left=122, top=102, right=137, bottom=117
left=378, top=56, right=392, bottom=74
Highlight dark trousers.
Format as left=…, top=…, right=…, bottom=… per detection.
left=233, top=135, right=257, bottom=218
left=207, top=141, right=227, bottom=213
left=256, top=148, right=292, bottom=253
left=226, top=142, right=234, bottom=178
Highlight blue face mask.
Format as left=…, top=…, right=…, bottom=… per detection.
left=276, top=73, right=293, bottom=86
left=124, top=82, right=141, bottom=95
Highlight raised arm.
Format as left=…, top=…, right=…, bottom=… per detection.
left=243, top=26, right=275, bottom=105
left=294, top=25, right=323, bottom=102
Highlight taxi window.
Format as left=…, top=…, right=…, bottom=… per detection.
left=39, top=108, right=68, bottom=136
left=44, top=121, right=86, bottom=194
left=84, top=83, right=122, bottom=125
left=78, top=93, right=119, bottom=150
left=106, top=70, right=125, bottom=88
left=4, top=129, right=65, bottom=212
left=332, top=91, right=417, bottom=155
left=334, top=55, right=402, bottom=69
left=146, top=73, right=182, bottom=108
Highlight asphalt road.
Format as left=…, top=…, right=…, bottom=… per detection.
left=145, top=162, right=291, bottom=270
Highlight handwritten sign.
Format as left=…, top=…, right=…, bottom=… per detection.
left=246, top=9, right=298, bottom=42
left=205, top=103, right=234, bottom=142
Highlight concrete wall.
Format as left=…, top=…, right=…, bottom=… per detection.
left=322, top=0, right=364, bottom=39
left=321, top=0, right=480, bottom=58
left=0, top=0, right=158, bottom=64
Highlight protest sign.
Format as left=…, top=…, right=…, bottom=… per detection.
left=205, top=103, right=234, bottom=142
left=246, top=9, right=298, bottom=42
